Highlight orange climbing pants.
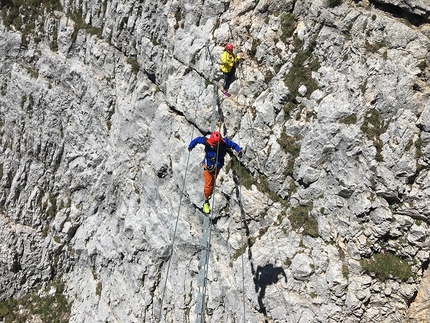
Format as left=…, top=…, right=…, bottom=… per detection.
left=203, top=166, right=219, bottom=199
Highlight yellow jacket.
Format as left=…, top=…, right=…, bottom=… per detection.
left=221, top=51, right=240, bottom=73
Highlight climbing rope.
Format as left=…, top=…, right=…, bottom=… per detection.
left=195, top=123, right=223, bottom=323
left=235, top=143, right=247, bottom=323
left=236, top=60, right=263, bottom=172
left=196, top=40, right=249, bottom=322
left=154, top=39, right=228, bottom=323
left=161, top=27, right=292, bottom=321
left=238, top=58, right=296, bottom=322
left=234, top=56, right=249, bottom=323
left=236, top=59, right=292, bottom=320
left=206, top=38, right=251, bottom=323
left=157, top=90, right=202, bottom=323
left=160, top=38, right=254, bottom=323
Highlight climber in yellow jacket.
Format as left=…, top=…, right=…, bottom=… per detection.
left=220, top=43, right=243, bottom=97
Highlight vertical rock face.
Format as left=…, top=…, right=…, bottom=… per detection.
left=409, top=269, right=430, bottom=323
left=0, top=0, right=429, bottom=322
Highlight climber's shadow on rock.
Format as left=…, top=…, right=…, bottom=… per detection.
left=253, top=264, right=287, bottom=315
left=232, top=176, right=287, bottom=317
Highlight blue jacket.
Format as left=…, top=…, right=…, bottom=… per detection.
left=189, top=136, right=242, bottom=169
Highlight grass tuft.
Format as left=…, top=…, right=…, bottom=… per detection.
left=360, top=108, right=387, bottom=162
left=280, top=13, right=298, bottom=43
left=127, top=57, right=140, bottom=75
left=289, top=203, right=318, bottom=237
left=284, top=36, right=320, bottom=99
left=339, top=114, right=357, bottom=125
left=360, top=252, right=413, bottom=281
left=277, top=133, right=301, bottom=157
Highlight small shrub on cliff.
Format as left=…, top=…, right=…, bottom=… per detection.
left=50, top=25, right=58, bottom=52
left=283, top=102, right=297, bottom=120
left=227, top=158, right=288, bottom=206
left=365, top=40, right=386, bottom=53
left=1, top=0, right=62, bottom=33
left=70, top=10, right=103, bottom=40
left=278, top=133, right=300, bottom=177
left=174, top=7, right=182, bottom=29
left=232, top=243, right=248, bottom=260
left=225, top=157, right=254, bottom=190
left=21, top=95, right=27, bottom=109
left=415, top=136, right=423, bottom=158
left=249, top=39, right=261, bottom=59
left=277, top=133, right=300, bottom=157
left=342, top=264, right=349, bottom=278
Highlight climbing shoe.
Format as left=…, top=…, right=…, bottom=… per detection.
left=203, top=202, right=210, bottom=214
left=221, top=89, right=231, bottom=97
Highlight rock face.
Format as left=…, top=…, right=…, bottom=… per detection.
left=373, top=0, right=430, bottom=20
left=409, top=268, right=430, bottom=322
left=0, top=0, right=430, bottom=322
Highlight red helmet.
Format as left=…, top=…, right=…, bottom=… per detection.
left=225, top=43, right=233, bottom=51
left=207, top=132, right=224, bottom=146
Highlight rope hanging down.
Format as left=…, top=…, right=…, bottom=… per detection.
left=159, top=48, right=231, bottom=323
left=194, top=102, right=222, bottom=322
left=195, top=41, right=246, bottom=323
left=160, top=39, right=252, bottom=323
left=157, top=91, right=202, bottom=322
left=235, top=60, right=248, bottom=323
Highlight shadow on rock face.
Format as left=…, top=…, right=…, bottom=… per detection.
left=253, top=263, right=288, bottom=315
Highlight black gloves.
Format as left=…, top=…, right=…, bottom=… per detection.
left=238, top=150, right=243, bottom=158
left=188, top=147, right=193, bottom=152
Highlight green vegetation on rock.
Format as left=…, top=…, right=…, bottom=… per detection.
left=360, top=108, right=386, bottom=162
left=284, top=37, right=320, bottom=99
left=0, top=280, right=72, bottom=323
left=280, top=13, right=298, bottom=43
left=360, top=252, right=413, bottom=281
left=289, top=203, right=319, bottom=238
left=226, top=158, right=288, bottom=206
left=70, top=9, right=103, bottom=40
left=127, top=57, right=140, bottom=75
left=1, top=0, right=62, bottom=33
left=277, top=132, right=300, bottom=177
left=339, top=113, right=357, bottom=125
left=326, top=0, right=342, bottom=8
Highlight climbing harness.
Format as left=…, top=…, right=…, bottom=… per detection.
left=203, top=164, right=216, bottom=172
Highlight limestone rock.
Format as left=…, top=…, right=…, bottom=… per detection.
left=407, top=271, right=430, bottom=322
left=375, top=0, right=430, bottom=19
left=291, top=253, right=314, bottom=280
left=0, top=0, right=430, bottom=322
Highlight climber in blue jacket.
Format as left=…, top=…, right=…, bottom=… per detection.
left=188, top=131, right=243, bottom=214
